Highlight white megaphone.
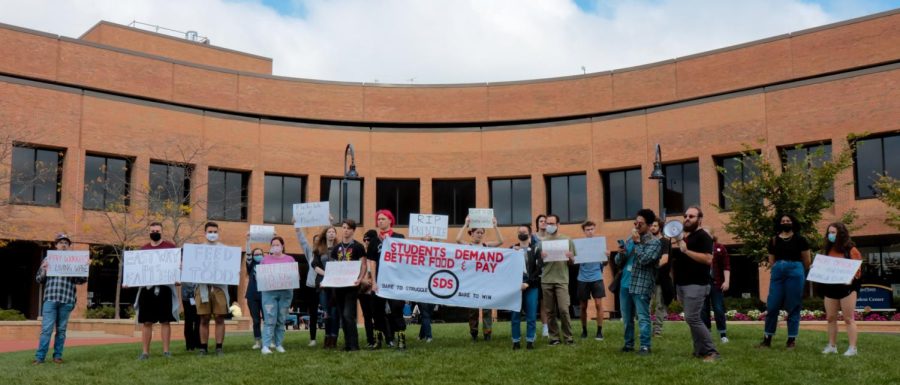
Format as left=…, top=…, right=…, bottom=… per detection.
left=663, top=220, right=684, bottom=240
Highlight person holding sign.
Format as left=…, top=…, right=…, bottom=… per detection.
left=330, top=219, right=368, bottom=351
left=243, top=244, right=265, bottom=350
left=614, top=209, right=661, bottom=355
left=759, top=214, right=811, bottom=350
left=670, top=207, right=718, bottom=361
left=510, top=225, right=541, bottom=350
left=260, top=236, right=296, bottom=355
left=535, top=214, right=576, bottom=346
left=32, top=234, right=87, bottom=365
left=311, top=226, right=339, bottom=349
left=195, top=222, right=232, bottom=357
left=577, top=221, right=608, bottom=341
left=134, top=222, right=179, bottom=360
left=293, top=221, right=322, bottom=347
left=370, top=210, right=407, bottom=349
left=819, top=222, right=862, bottom=357
left=456, top=215, right=504, bottom=342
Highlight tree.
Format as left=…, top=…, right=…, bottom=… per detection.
left=717, top=140, right=856, bottom=264
left=875, top=175, right=900, bottom=231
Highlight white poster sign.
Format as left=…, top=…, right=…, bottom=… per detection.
left=807, top=254, right=862, bottom=285
left=541, top=239, right=570, bottom=262
left=249, top=225, right=275, bottom=243
left=293, top=202, right=331, bottom=228
left=256, top=263, right=300, bottom=291
left=468, top=208, right=494, bottom=228
left=46, top=250, right=90, bottom=277
left=320, top=261, right=363, bottom=288
left=180, top=244, right=242, bottom=285
left=573, top=237, right=607, bottom=264
left=376, top=237, right=525, bottom=312
left=408, top=213, right=449, bottom=239
left=123, top=248, right=181, bottom=287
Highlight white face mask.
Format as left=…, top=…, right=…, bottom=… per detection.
left=270, top=245, right=283, bottom=255
left=546, top=225, right=558, bottom=234
left=206, top=233, right=219, bottom=242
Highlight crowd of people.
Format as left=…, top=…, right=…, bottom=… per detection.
left=31, top=207, right=863, bottom=364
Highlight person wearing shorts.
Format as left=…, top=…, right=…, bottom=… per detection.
left=194, top=222, right=231, bottom=356
left=577, top=221, right=607, bottom=340
left=134, top=222, right=179, bottom=360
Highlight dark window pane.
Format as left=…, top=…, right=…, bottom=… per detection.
left=683, top=162, right=700, bottom=209
left=83, top=155, right=105, bottom=210
left=855, top=138, right=882, bottom=198
left=106, top=157, right=129, bottom=207
left=150, top=162, right=190, bottom=213
left=10, top=147, right=62, bottom=206
left=885, top=136, right=900, bottom=177
left=491, top=179, right=512, bottom=225
left=321, top=178, right=363, bottom=224
left=34, top=149, right=60, bottom=205
left=207, top=170, right=225, bottom=220
left=263, top=175, right=282, bottom=223
left=606, top=171, right=625, bottom=220
left=548, top=176, right=569, bottom=222
left=625, top=168, right=642, bottom=216
left=282, top=176, right=303, bottom=224
left=569, top=174, right=587, bottom=222
left=345, top=179, right=362, bottom=223
left=376, top=180, right=419, bottom=226
left=10, top=146, right=35, bottom=202
left=511, top=178, right=532, bottom=225
left=665, top=164, right=683, bottom=214
left=434, top=180, right=476, bottom=225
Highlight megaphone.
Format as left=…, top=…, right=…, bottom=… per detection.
left=663, top=220, right=684, bottom=239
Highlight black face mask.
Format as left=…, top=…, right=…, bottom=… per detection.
left=780, top=223, right=793, bottom=232
left=150, top=233, right=162, bottom=242
left=517, top=233, right=530, bottom=242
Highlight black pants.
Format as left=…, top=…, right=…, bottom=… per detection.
left=372, top=295, right=390, bottom=337
left=334, top=288, right=360, bottom=350
left=359, top=293, right=376, bottom=345
left=302, top=286, right=319, bottom=341
left=388, top=299, right=406, bottom=332
left=182, top=299, right=201, bottom=350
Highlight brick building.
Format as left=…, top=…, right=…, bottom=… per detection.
left=0, top=11, right=898, bottom=320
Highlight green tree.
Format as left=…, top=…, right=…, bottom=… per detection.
left=875, top=175, right=900, bottom=230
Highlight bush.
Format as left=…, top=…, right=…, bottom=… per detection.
left=85, top=306, right=116, bottom=319
left=667, top=301, right=683, bottom=315
left=0, top=308, right=26, bottom=321
left=723, top=297, right=766, bottom=312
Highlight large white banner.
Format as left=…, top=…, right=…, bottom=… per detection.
left=46, top=250, right=90, bottom=277
left=320, top=261, right=363, bottom=288
left=123, top=248, right=181, bottom=287
left=256, top=263, right=300, bottom=291
left=408, top=213, right=449, bottom=239
left=807, top=254, right=862, bottom=285
left=180, top=244, right=242, bottom=285
left=376, top=237, right=525, bottom=312
left=573, top=237, right=607, bottom=264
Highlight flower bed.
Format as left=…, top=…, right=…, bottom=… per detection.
left=658, top=309, right=900, bottom=322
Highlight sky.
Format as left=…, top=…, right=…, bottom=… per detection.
left=1, top=0, right=898, bottom=84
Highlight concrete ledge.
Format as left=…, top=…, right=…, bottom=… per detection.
left=0, top=318, right=252, bottom=340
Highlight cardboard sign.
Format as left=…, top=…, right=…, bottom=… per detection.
left=320, top=261, right=363, bottom=288
left=541, top=239, right=570, bottom=262
left=249, top=225, right=275, bottom=243
left=180, top=244, right=242, bottom=285
left=408, top=213, right=449, bottom=239
left=46, top=250, right=90, bottom=277
left=123, top=248, right=181, bottom=287
left=468, top=208, right=494, bottom=228
left=807, top=254, right=862, bottom=285
left=256, top=262, right=300, bottom=291
left=573, top=237, right=607, bottom=264
left=377, top=237, right=525, bottom=312
left=293, top=202, right=331, bottom=228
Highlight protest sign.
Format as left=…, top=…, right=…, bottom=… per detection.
left=123, top=248, right=181, bottom=287
left=807, top=254, right=862, bottom=285
left=542, top=239, right=570, bottom=262
left=408, top=213, right=449, bottom=239
left=180, top=243, right=242, bottom=285
left=573, top=237, right=607, bottom=264
left=46, top=250, right=90, bottom=277
left=256, top=263, right=300, bottom=291
left=320, top=261, right=363, bottom=288
left=293, top=202, right=331, bottom=228
left=376, top=237, right=525, bottom=311
left=468, top=208, right=494, bottom=228
left=249, top=225, right=275, bottom=243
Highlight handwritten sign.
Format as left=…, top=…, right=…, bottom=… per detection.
left=256, top=263, right=300, bottom=291
left=181, top=244, right=242, bottom=285
left=807, top=254, right=862, bottom=284
left=293, top=202, right=331, bottom=228
left=123, top=248, right=181, bottom=287
left=320, top=261, right=363, bottom=288
left=46, top=250, right=90, bottom=277
left=542, top=239, right=570, bottom=262
left=409, top=213, right=449, bottom=239
left=573, top=237, right=607, bottom=264
left=249, top=225, right=275, bottom=243
left=468, top=208, right=494, bottom=228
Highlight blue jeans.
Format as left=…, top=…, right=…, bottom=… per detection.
left=246, top=294, right=263, bottom=339
left=511, top=287, right=539, bottom=343
left=320, top=290, right=339, bottom=337
left=619, top=288, right=652, bottom=349
left=35, top=301, right=75, bottom=361
left=418, top=303, right=433, bottom=339
left=765, top=260, right=805, bottom=338
left=262, top=289, right=293, bottom=348
left=702, top=285, right=727, bottom=336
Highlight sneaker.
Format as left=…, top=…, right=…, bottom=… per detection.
left=653, top=330, right=662, bottom=337
left=366, top=343, right=376, bottom=350
left=720, top=336, right=729, bottom=344
left=261, top=347, right=272, bottom=355
left=843, top=347, right=858, bottom=357
left=275, top=346, right=286, bottom=353
left=470, top=331, right=478, bottom=342
left=32, top=359, right=44, bottom=365
left=137, top=353, right=149, bottom=361
left=703, top=353, right=720, bottom=362
left=215, top=348, right=224, bottom=357
left=549, top=339, right=561, bottom=346
left=580, top=330, right=588, bottom=339
left=786, top=339, right=796, bottom=349
left=483, top=333, right=491, bottom=342
left=425, top=338, right=433, bottom=343
left=197, top=349, right=208, bottom=356
left=269, top=343, right=276, bottom=349
left=638, top=346, right=651, bottom=356
left=526, top=342, right=534, bottom=350
left=252, top=340, right=261, bottom=349
left=621, top=346, right=634, bottom=353
left=398, top=332, right=407, bottom=350
left=595, top=331, right=604, bottom=341
left=542, top=325, right=549, bottom=337
left=756, top=337, right=772, bottom=348
left=309, top=340, right=317, bottom=347
left=512, top=342, right=521, bottom=350
left=822, top=345, right=838, bottom=354
left=163, top=352, right=172, bottom=358
left=52, top=358, right=63, bottom=364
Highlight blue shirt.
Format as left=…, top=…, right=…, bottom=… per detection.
left=577, top=262, right=603, bottom=282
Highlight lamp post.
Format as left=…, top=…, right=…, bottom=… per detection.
left=649, top=144, right=666, bottom=223
left=341, top=144, right=359, bottom=223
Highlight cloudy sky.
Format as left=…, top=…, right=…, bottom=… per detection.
left=1, top=0, right=898, bottom=84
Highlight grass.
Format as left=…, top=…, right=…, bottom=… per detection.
left=2, top=322, right=898, bottom=385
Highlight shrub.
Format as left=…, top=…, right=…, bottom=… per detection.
left=85, top=306, right=116, bottom=319
left=667, top=301, right=683, bottom=315
left=723, top=297, right=766, bottom=312
left=0, top=308, right=26, bottom=321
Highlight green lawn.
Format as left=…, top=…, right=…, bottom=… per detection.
left=2, top=322, right=898, bottom=385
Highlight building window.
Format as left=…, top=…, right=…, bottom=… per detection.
left=490, top=178, right=531, bottom=226
left=321, top=177, right=363, bottom=224
left=10, top=145, right=64, bottom=206
left=208, top=169, right=249, bottom=221
left=854, top=134, right=900, bottom=199
left=264, top=174, right=305, bottom=224
left=603, top=168, right=642, bottom=221
left=83, top=154, right=132, bottom=211
left=376, top=179, right=419, bottom=226
left=664, top=161, right=700, bottom=215
left=149, top=162, right=191, bottom=214
left=716, top=154, right=759, bottom=211
left=546, top=174, right=586, bottom=224
left=433, top=179, right=476, bottom=226
left=781, top=143, right=833, bottom=201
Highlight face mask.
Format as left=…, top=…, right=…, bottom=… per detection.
left=546, top=225, right=558, bottom=235
left=150, top=233, right=162, bottom=242
left=253, top=255, right=263, bottom=263
left=827, top=233, right=837, bottom=243
left=270, top=245, right=283, bottom=254
left=206, top=233, right=219, bottom=242
left=517, top=233, right=530, bottom=241
left=779, top=223, right=793, bottom=232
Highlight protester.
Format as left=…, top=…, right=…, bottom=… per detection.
left=456, top=215, right=504, bottom=342
left=195, top=222, right=231, bottom=356
left=260, top=236, right=295, bottom=354
left=181, top=281, right=200, bottom=352
left=819, top=222, right=862, bottom=356
left=533, top=214, right=550, bottom=337
left=702, top=233, right=730, bottom=343
left=243, top=244, right=265, bottom=349
left=330, top=219, right=368, bottom=351
left=511, top=225, right=541, bottom=350
left=134, top=222, right=179, bottom=360
left=759, top=214, right=811, bottom=349
left=33, top=234, right=87, bottom=365
left=311, top=225, right=339, bottom=349
left=536, top=214, right=576, bottom=345
left=294, top=225, right=320, bottom=347
left=649, top=218, right=673, bottom=336
left=577, top=221, right=608, bottom=341
left=360, top=229, right=380, bottom=349
left=371, top=210, right=408, bottom=349
left=671, top=207, right=719, bottom=361
left=615, top=209, right=662, bottom=355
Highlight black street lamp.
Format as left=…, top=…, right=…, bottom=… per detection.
left=341, top=144, right=359, bottom=223
left=649, top=144, right=666, bottom=222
